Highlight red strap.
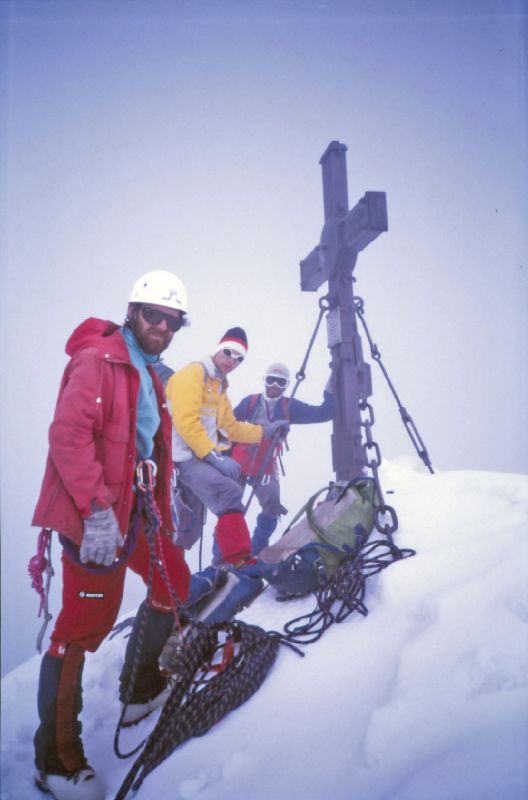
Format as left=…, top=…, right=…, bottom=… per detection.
left=209, top=638, right=235, bottom=673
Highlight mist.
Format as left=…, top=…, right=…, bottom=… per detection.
left=1, top=0, right=526, bottom=677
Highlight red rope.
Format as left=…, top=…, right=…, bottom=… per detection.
left=28, top=527, right=52, bottom=616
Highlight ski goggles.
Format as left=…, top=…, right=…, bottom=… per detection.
left=222, top=348, right=245, bottom=363
left=265, top=376, right=288, bottom=388
left=141, top=306, right=184, bottom=332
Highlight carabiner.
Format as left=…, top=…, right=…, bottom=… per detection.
left=135, top=459, right=158, bottom=491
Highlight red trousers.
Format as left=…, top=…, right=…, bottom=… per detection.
left=49, top=528, right=190, bottom=655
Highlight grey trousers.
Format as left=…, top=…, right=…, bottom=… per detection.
left=176, top=456, right=244, bottom=516
left=250, top=473, right=287, bottom=518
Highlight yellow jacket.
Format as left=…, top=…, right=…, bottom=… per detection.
left=166, top=358, right=263, bottom=462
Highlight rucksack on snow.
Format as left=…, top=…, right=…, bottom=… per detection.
left=256, top=478, right=376, bottom=598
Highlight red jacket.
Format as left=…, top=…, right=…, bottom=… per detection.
left=32, top=318, right=176, bottom=546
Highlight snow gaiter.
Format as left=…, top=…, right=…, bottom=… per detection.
left=214, top=510, right=252, bottom=565
left=34, top=644, right=86, bottom=775
left=119, top=601, right=174, bottom=703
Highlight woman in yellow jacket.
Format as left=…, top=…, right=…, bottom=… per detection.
left=165, top=327, right=287, bottom=565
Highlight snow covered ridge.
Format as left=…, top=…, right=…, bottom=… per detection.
left=2, top=463, right=527, bottom=800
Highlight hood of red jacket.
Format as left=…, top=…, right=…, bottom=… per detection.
left=65, top=318, right=127, bottom=359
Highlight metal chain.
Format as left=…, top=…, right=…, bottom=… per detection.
left=354, top=296, right=434, bottom=474
left=359, top=397, right=399, bottom=542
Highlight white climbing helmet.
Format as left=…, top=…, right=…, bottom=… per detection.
left=264, top=363, right=290, bottom=395
left=129, top=270, right=188, bottom=313
left=265, top=363, right=290, bottom=382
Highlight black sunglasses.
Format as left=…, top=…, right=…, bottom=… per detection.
left=265, top=376, right=288, bottom=388
left=222, top=347, right=244, bottom=363
left=141, top=306, right=184, bottom=332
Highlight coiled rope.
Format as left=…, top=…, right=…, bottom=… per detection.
left=114, top=619, right=290, bottom=800
left=281, top=538, right=416, bottom=645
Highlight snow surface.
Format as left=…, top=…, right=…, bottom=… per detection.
left=1, top=459, right=527, bottom=800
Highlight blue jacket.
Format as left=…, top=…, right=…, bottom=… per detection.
left=234, top=391, right=334, bottom=425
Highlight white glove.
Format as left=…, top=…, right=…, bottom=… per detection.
left=80, top=507, right=124, bottom=566
left=204, top=451, right=241, bottom=480
left=262, top=419, right=289, bottom=439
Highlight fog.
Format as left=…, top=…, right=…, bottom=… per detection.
left=1, top=0, right=526, bottom=676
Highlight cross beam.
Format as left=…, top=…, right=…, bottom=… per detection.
left=299, top=141, right=388, bottom=481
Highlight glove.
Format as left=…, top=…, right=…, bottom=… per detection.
left=325, top=374, right=334, bottom=393
left=262, top=419, right=289, bottom=439
left=204, top=451, right=242, bottom=481
left=80, top=507, right=124, bottom=566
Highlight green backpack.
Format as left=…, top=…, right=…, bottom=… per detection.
left=257, top=478, right=376, bottom=597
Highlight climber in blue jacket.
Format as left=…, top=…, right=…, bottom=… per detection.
left=232, top=362, right=333, bottom=554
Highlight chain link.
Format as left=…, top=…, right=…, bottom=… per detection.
left=359, top=398, right=399, bottom=541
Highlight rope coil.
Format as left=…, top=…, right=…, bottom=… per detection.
left=281, top=537, right=416, bottom=646
left=114, top=620, right=285, bottom=800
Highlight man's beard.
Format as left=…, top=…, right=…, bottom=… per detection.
left=130, top=318, right=172, bottom=356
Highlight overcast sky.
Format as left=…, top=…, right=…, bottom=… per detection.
left=1, top=0, right=526, bottom=675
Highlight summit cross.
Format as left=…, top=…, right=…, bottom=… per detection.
left=300, top=141, right=388, bottom=481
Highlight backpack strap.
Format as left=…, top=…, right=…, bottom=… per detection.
left=282, top=479, right=375, bottom=551
left=246, top=393, right=261, bottom=422
left=246, top=394, right=290, bottom=423
left=279, top=395, right=291, bottom=421
left=281, top=485, right=331, bottom=535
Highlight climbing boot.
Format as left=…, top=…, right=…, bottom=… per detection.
left=121, top=681, right=173, bottom=727
left=119, top=601, right=175, bottom=726
left=34, top=766, right=104, bottom=800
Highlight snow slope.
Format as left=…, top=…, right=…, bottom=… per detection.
left=2, top=460, right=527, bottom=800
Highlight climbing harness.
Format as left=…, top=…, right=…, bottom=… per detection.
left=27, top=527, right=55, bottom=653
left=114, top=620, right=298, bottom=800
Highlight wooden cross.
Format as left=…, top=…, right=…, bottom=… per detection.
left=300, top=141, right=388, bottom=481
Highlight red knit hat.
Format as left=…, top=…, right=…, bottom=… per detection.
left=215, top=327, right=248, bottom=356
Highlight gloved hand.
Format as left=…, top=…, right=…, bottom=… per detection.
left=262, top=419, right=290, bottom=439
left=80, top=507, right=124, bottom=566
left=204, top=451, right=242, bottom=480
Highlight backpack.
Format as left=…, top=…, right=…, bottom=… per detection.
left=231, top=394, right=290, bottom=478
left=256, top=478, right=376, bottom=598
